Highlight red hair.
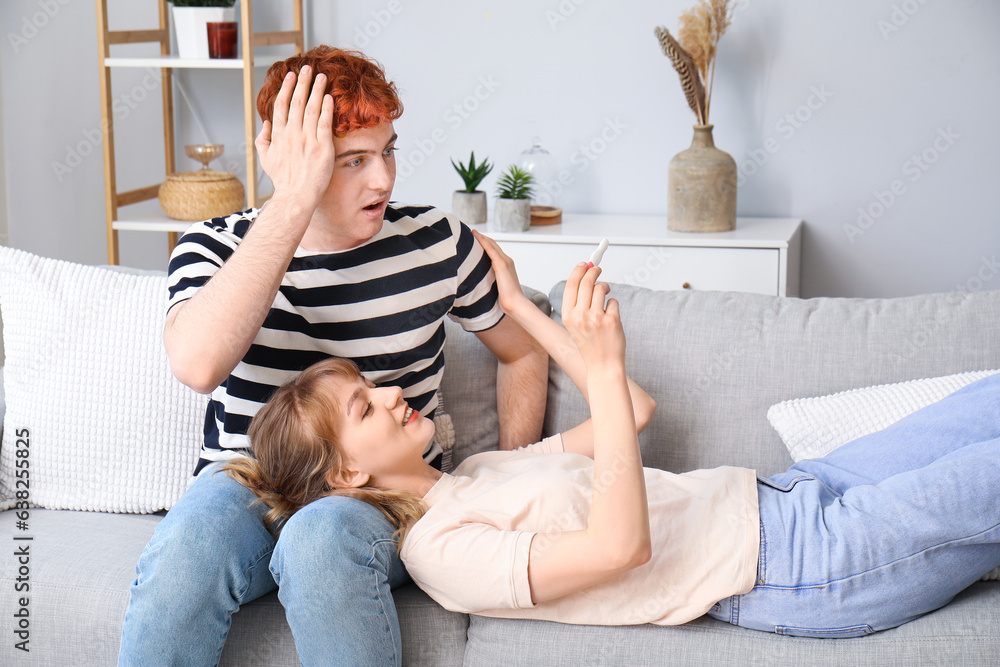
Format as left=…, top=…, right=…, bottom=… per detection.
left=257, top=46, right=403, bottom=137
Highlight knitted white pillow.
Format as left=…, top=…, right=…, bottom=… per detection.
left=767, top=369, right=1000, bottom=581
left=0, top=247, right=207, bottom=513
left=768, top=369, right=1000, bottom=464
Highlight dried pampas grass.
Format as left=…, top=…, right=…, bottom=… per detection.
left=656, top=0, right=736, bottom=125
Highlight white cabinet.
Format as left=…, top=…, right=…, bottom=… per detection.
left=473, top=215, right=802, bottom=296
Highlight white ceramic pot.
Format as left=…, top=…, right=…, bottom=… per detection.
left=492, top=198, right=531, bottom=232
left=452, top=191, right=487, bottom=225
left=172, top=6, right=236, bottom=60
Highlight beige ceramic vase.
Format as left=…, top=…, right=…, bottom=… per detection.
left=667, top=125, right=737, bottom=232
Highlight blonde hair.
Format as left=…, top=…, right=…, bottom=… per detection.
left=223, top=358, right=427, bottom=546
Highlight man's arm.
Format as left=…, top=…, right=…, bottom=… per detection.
left=474, top=316, right=548, bottom=451
left=164, top=66, right=334, bottom=393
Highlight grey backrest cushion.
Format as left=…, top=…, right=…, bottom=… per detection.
left=436, top=283, right=1000, bottom=475
left=546, top=284, right=1000, bottom=476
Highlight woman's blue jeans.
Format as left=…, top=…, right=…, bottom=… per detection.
left=117, top=465, right=410, bottom=666
left=710, top=374, right=1000, bottom=637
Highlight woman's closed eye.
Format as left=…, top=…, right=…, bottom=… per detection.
left=364, top=402, right=373, bottom=418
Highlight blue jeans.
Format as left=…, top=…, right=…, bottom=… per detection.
left=117, top=465, right=410, bottom=666
left=710, top=374, right=1000, bottom=637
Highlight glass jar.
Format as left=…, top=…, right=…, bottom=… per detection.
left=518, top=136, right=559, bottom=207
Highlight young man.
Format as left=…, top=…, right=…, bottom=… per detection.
left=118, top=47, right=547, bottom=666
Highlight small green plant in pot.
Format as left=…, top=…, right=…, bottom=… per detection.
left=493, top=165, right=534, bottom=232
left=450, top=152, right=492, bottom=224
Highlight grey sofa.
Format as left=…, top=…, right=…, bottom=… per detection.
left=3, top=281, right=1000, bottom=666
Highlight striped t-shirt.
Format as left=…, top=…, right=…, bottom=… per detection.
left=167, top=203, right=504, bottom=475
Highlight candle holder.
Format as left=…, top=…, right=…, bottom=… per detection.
left=184, top=144, right=223, bottom=170
left=207, top=21, right=238, bottom=59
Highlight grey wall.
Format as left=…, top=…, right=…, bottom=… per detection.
left=1, top=0, right=998, bottom=298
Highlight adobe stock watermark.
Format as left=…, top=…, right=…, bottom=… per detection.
left=10, top=427, right=33, bottom=653
left=395, top=75, right=502, bottom=184
left=528, top=455, right=632, bottom=558
left=887, top=253, right=994, bottom=366
left=621, top=247, right=672, bottom=288
left=219, top=140, right=252, bottom=184
left=546, top=0, right=590, bottom=31
left=843, top=126, right=958, bottom=244
left=7, top=0, right=74, bottom=54
left=690, top=342, right=747, bottom=395
left=956, top=254, right=1000, bottom=294
left=10, top=261, right=128, bottom=382
left=347, top=0, right=409, bottom=49
left=737, top=84, right=833, bottom=186
left=877, top=0, right=932, bottom=41
left=51, top=68, right=162, bottom=183
left=532, top=116, right=629, bottom=206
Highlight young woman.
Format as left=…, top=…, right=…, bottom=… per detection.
left=226, top=232, right=1000, bottom=637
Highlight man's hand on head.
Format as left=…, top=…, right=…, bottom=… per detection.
left=255, top=65, right=336, bottom=219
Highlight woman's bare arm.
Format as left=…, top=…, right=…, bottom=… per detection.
left=524, top=264, right=652, bottom=604
left=474, top=230, right=656, bottom=458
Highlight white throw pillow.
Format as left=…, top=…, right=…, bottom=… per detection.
left=0, top=247, right=208, bottom=513
left=767, top=369, right=1000, bottom=581
left=768, top=370, right=1000, bottom=463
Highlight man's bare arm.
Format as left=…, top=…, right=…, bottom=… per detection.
left=164, top=66, right=334, bottom=393
left=475, top=316, right=548, bottom=450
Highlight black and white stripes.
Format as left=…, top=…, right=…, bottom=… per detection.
left=167, top=203, right=502, bottom=475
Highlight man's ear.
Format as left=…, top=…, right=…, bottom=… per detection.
left=327, top=467, right=370, bottom=489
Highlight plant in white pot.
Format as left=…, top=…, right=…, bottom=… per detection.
left=492, top=165, right=534, bottom=233
left=450, top=152, right=492, bottom=224
left=170, top=0, right=237, bottom=60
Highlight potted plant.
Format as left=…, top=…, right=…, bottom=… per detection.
left=170, top=0, right=237, bottom=60
left=493, top=165, right=534, bottom=232
left=450, top=152, right=492, bottom=224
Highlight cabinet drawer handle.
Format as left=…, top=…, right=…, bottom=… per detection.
left=682, top=282, right=692, bottom=289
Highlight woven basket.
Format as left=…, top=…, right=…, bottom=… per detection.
left=158, top=170, right=245, bottom=221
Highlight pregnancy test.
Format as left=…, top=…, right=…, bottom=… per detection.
left=587, top=238, right=610, bottom=268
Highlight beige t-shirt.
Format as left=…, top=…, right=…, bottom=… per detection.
left=400, top=434, right=760, bottom=626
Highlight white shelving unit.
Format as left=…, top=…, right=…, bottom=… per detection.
left=95, top=0, right=304, bottom=263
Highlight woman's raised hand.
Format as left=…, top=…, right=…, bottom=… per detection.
left=561, top=263, right=626, bottom=369
left=473, top=230, right=531, bottom=315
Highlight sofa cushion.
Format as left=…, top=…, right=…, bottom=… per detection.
left=0, top=248, right=207, bottom=513
left=0, top=508, right=468, bottom=666
left=545, top=283, right=1000, bottom=476
left=463, top=582, right=1000, bottom=666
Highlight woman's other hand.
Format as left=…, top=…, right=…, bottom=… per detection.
left=561, top=263, right=625, bottom=369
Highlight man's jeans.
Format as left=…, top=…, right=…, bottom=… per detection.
left=711, top=374, right=1000, bottom=637
left=117, top=464, right=410, bottom=666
